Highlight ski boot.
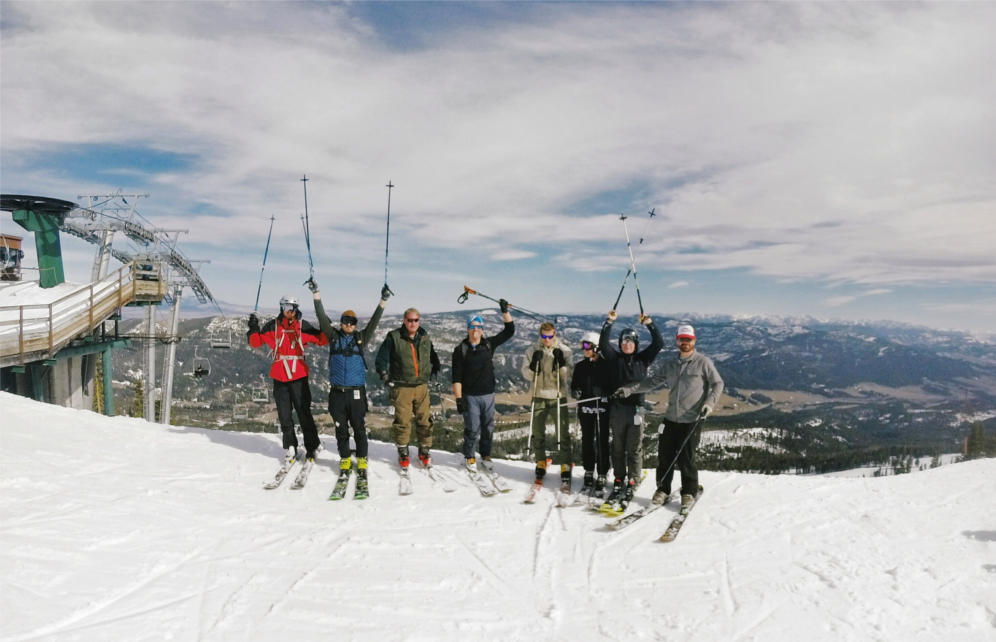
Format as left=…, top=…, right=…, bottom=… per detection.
left=465, top=457, right=477, bottom=473
left=418, top=446, right=432, bottom=467
left=582, top=470, right=595, bottom=492
left=285, top=446, right=297, bottom=464
left=560, top=464, right=572, bottom=484
left=599, top=478, right=625, bottom=511
left=680, top=493, right=694, bottom=515
left=534, top=458, right=548, bottom=479
left=339, top=457, right=352, bottom=473
left=651, top=488, right=671, bottom=506
left=397, top=445, right=410, bottom=468
left=594, top=474, right=607, bottom=492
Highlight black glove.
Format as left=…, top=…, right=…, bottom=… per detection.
left=304, top=277, right=318, bottom=293
left=552, top=348, right=566, bottom=369
left=571, top=389, right=581, bottom=400
left=248, top=313, right=260, bottom=334
left=379, top=372, right=390, bottom=384
left=499, top=298, right=509, bottom=314
left=529, top=350, right=544, bottom=372
left=456, top=398, right=466, bottom=414
left=381, top=284, right=393, bottom=300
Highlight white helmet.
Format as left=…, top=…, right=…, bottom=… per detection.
left=581, top=332, right=600, bottom=350
left=279, top=295, right=299, bottom=309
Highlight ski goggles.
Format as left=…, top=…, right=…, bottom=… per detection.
left=340, top=315, right=357, bottom=326
left=281, top=303, right=297, bottom=312
left=581, top=341, right=595, bottom=350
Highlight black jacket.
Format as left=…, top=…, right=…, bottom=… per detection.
left=598, top=320, right=664, bottom=406
left=451, top=321, right=515, bottom=396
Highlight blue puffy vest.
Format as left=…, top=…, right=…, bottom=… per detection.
left=328, top=332, right=366, bottom=387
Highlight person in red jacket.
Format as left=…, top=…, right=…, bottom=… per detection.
left=248, top=295, right=328, bottom=463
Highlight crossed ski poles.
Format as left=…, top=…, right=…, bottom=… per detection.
left=612, top=208, right=656, bottom=312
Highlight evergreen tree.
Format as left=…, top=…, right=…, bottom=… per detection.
left=965, top=423, right=988, bottom=460
left=130, top=380, right=145, bottom=418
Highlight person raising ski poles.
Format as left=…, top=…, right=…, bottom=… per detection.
left=599, top=310, right=664, bottom=507
left=452, top=301, right=515, bottom=474
left=375, top=308, right=441, bottom=470
left=571, top=332, right=611, bottom=494
left=614, top=324, right=723, bottom=512
left=248, top=295, right=328, bottom=466
left=520, top=322, right=573, bottom=484
left=306, top=277, right=391, bottom=481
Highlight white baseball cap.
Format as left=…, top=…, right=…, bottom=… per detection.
left=676, top=324, right=695, bottom=339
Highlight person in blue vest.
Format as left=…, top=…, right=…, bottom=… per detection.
left=307, top=278, right=390, bottom=477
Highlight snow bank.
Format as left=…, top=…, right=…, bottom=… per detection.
left=1, top=392, right=994, bottom=641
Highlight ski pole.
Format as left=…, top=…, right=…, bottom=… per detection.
left=557, top=396, right=604, bottom=407
left=620, top=214, right=645, bottom=315
left=300, top=175, right=314, bottom=280
left=612, top=208, right=656, bottom=310
left=655, top=413, right=707, bottom=493
left=555, top=365, right=562, bottom=454
left=383, top=181, right=394, bottom=296
left=254, top=215, right=275, bottom=313
left=526, top=356, right=540, bottom=451
left=456, top=286, right=546, bottom=322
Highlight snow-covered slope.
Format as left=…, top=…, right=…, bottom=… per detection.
left=1, top=392, right=994, bottom=641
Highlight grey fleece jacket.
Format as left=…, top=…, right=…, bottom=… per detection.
left=626, top=350, right=724, bottom=423
left=520, top=338, right=572, bottom=400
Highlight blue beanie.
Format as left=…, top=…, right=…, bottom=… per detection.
left=467, top=314, right=484, bottom=328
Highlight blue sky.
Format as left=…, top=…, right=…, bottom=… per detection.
left=2, top=2, right=995, bottom=333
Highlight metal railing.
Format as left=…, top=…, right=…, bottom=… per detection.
left=0, top=262, right=153, bottom=367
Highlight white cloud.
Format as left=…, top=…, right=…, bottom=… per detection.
left=823, top=296, right=856, bottom=307
left=668, top=281, right=690, bottom=289
left=3, top=3, right=995, bottom=329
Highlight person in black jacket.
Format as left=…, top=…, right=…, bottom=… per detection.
left=570, top=332, right=611, bottom=492
left=452, top=302, right=515, bottom=472
left=599, top=310, right=664, bottom=503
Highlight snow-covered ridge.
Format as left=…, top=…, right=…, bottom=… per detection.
left=2, top=392, right=994, bottom=641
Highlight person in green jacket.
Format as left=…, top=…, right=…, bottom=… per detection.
left=375, top=308, right=441, bottom=469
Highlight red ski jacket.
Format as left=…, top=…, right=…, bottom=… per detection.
left=248, top=316, right=327, bottom=382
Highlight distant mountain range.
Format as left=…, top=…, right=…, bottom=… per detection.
left=112, top=310, right=996, bottom=468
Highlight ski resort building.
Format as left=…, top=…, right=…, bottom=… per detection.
left=1, top=194, right=214, bottom=421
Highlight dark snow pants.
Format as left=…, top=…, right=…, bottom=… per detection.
left=329, top=386, right=368, bottom=459
left=273, top=377, right=321, bottom=456
left=461, top=393, right=496, bottom=459
left=657, top=418, right=701, bottom=497
left=578, top=401, right=609, bottom=475
left=609, top=402, right=643, bottom=482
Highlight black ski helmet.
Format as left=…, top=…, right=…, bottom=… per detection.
left=619, top=328, right=639, bottom=351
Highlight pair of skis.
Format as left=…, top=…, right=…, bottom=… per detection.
left=608, top=485, right=704, bottom=542
left=397, top=459, right=458, bottom=496
left=329, top=462, right=368, bottom=500
left=263, top=451, right=314, bottom=491
left=523, top=474, right=572, bottom=506
left=596, top=471, right=648, bottom=516
left=467, top=460, right=512, bottom=497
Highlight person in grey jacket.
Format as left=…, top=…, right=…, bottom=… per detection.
left=614, top=323, right=723, bottom=510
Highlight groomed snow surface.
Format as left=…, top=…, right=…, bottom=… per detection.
left=2, top=392, right=994, bottom=642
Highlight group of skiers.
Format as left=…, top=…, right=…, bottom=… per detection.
left=246, top=281, right=724, bottom=510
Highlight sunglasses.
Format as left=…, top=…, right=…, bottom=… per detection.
left=469, top=325, right=483, bottom=330
left=405, top=318, right=420, bottom=323
left=341, top=317, right=357, bottom=325
left=540, top=333, right=555, bottom=339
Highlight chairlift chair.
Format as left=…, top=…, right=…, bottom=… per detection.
left=193, top=346, right=211, bottom=378
left=251, top=386, right=268, bottom=404
left=233, top=404, right=249, bottom=420
left=210, top=328, right=232, bottom=349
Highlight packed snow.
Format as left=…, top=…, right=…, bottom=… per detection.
left=1, top=392, right=994, bottom=641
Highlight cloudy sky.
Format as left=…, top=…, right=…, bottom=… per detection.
left=2, top=2, right=994, bottom=332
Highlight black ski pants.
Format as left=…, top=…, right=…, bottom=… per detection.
left=273, top=377, right=321, bottom=456
left=657, top=418, right=701, bottom=497
left=328, top=386, right=369, bottom=459
left=578, top=401, right=609, bottom=476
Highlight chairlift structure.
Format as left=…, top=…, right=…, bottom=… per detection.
left=210, top=328, right=232, bottom=349
left=192, top=346, right=210, bottom=378
left=251, top=377, right=268, bottom=403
